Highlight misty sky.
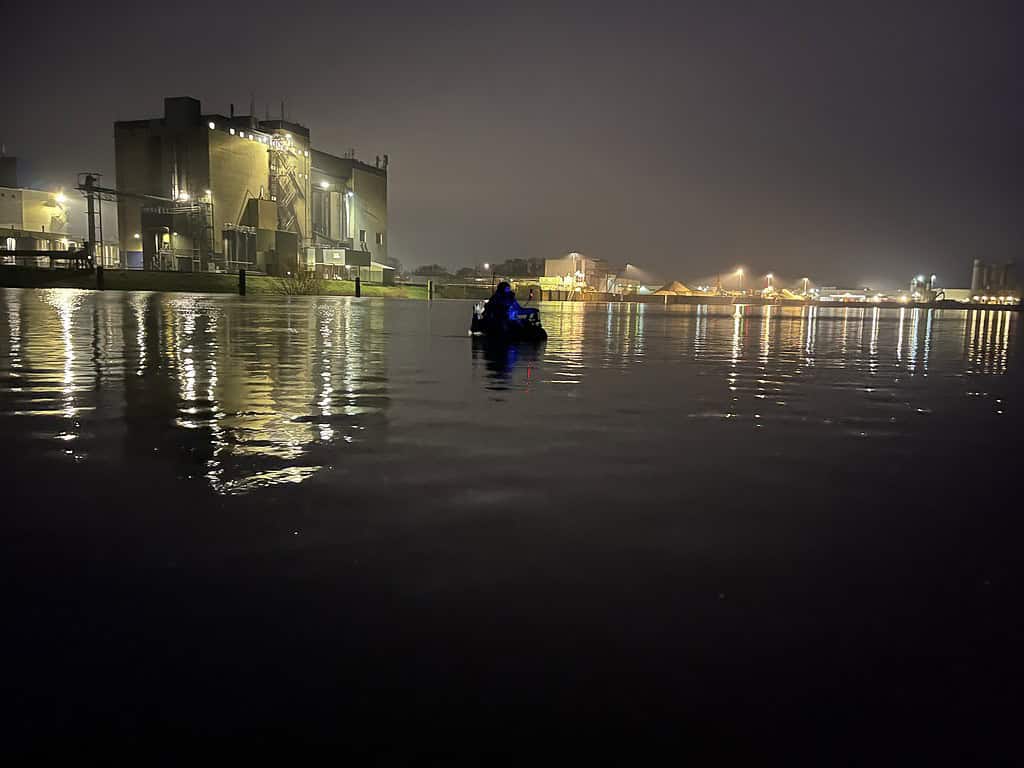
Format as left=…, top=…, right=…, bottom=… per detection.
left=6, top=1, right=1022, bottom=288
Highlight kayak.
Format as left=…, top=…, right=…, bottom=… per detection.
left=470, top=302, right=548, bottom=341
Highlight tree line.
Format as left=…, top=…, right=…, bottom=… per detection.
left=409, top=258, right=545, bottom=280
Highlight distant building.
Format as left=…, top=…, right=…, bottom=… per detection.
left=0, top=154, right=70, bottom=243
left=970, top=259, right=1019, bottom=303
left=0, top=154, right=113, bottom=267
left=542, top=253, right=640, bottom=294
left=114, top=97, right=388, bottom=278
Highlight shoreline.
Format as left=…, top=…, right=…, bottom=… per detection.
left=0, top=266, right=427, bottom=300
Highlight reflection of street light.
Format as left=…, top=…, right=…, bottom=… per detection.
left=802, top=277, right=809, bottom=294
left=766, top=273, right=773, bottom=289
left=735, top=268, right=744, bottom=293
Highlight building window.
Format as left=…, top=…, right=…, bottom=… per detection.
left=359, top=229, right=366, bottom=244
left=4, top=237, right=14, bottom=250
left=375, top=232, right=384, bottom=246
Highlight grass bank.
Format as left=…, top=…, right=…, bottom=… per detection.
left=0, top=267, right=427, bottom=299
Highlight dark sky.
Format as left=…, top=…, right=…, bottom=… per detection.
left=8, top=1, right=1022, bottom=288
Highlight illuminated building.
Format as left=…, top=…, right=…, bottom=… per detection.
left=0, top=154, right=72, bottom=257
left=970, top=259, right=1019, bottom=304
left=114, top=97, right=389, bottom=278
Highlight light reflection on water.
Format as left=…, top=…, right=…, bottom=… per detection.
left=0, top=289, right=1019, bottom=497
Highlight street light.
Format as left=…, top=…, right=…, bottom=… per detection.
left=802, top=277, right=809, bottom=295
left=735, top=268, right=744, bottom=293
left=54, top=192, right=67, bottom=205
left=319, top=181, right=330, bottom=190
left=766, top=273, right=773, bottom=289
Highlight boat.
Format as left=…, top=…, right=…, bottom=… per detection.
left=470, top=301, right=548, bottom=341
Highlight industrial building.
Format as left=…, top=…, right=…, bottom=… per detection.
left=114, top=97, right=391, bottom=281
left=542, top=252, right=639, bottom=295
left=0, top=154, right=119, bottom=268
left=970, top=259, right=1019, bottom=304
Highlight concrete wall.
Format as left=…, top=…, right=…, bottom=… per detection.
left=115, top=123, right=157, bottom=253
left=0, top=188, right=23, bottom=229
left=351, top=165, right=387, bottom=266
left=212, top=132, right=272, bottom=248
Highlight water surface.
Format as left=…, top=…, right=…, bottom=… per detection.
left=3, top=288, right=1020, bottom=755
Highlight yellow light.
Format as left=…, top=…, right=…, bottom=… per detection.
left=178, top=192, right=189, bottom=202
left=320, top=181, right=330, bottom=190
left=205, top=189, right=212, bottom=197
left=54, top=192, right=67, bottom=204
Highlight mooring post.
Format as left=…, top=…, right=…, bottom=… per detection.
left=239, top=268, right=246, bottom=296
left=96, top=265, right=104, bottom=290
left=355, top=276, right=361, bottom=298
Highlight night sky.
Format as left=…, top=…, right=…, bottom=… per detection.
left=7, top=1, right=1022, bottom=288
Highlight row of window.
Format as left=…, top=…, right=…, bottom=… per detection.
left=2, top=237, right=76, bottom=250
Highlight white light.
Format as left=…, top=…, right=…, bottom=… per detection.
left=239, top=131, right=245, bottom=138
left=55, top=192, right=67, bottom=204
left=208, top=121, right=216, bottom=130
left=229, top=128, right=235, bottom=135
left=133, top=233, right=140, bottom=239
left=178, top=192, right=190, bottom=201
left=205, top=189, right=212, bottom=197
left=319, top=181, right=330, bottom=190
left=346, top=191, right=353, bottom=199
left=483, top=263, right=490, bottom=270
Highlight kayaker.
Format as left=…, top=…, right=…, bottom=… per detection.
left=484, top=281, right=521, bottom=323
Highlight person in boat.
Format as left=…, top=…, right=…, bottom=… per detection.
left=483, top=281, right=521, bottom=324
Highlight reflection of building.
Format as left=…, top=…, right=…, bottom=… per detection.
left=971, top=259, right=1019, bottom=304
left=115, top=97, right=388, bottom=278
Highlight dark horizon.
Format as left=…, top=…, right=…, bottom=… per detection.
left=7, top=0, right=1022, bottom=288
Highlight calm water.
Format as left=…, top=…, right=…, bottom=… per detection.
left=3, top=288, right=1020, bottom=757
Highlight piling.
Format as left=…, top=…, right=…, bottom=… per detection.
left=239, top=269, right=246, bottom=296
left=96, top=266, right=104, bottom=291
left=355, top=276, right=361, bottom=297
